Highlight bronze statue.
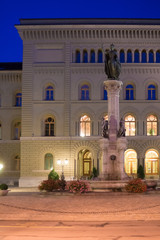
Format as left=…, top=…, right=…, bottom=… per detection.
left=105, top=44, right=121, bottom=80
left=102, top=117, right=109, bottom=138
left=117, top=118, right=126, bottom=137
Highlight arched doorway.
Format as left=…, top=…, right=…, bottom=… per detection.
left=125, top=149, right=137, bottom=176
left=77, top=149, right=92, bottom=177
left=145, top=149, right=159, bottom=175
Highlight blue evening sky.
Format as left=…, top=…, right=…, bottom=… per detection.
left=0, top=0, right=160, bottom=62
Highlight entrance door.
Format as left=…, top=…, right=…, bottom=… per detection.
left=83, top=150, right=91, bottom=176
left=125, top=149, right=137, bottom=176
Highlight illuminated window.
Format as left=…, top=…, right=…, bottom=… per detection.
left=75, top=50, right=80, bottom=63
left=14, top=122, right=21, bottom=140
left=15, top=93, right=22, bottom=107
left=80, top=115, right=91, bottom=137
left=126, top=85, right=134, bottom=100
left=81, top=85, right=90, bottom=100
left=45, top=117, right=55, bottom=136
left=145, top=149, right=159, bottom=175
left=125, top=115, right=136, bottom=136
left=98, top=49, right=103, bottom=63
left=148, top=84, right=156, bottom=100
left=147, top=115, right=157, bottom=136
left=125, top=149, right=137, bottom=175
left=44, top=153, right=53, bottom=170
left=46, top=86, right=54, bottom=101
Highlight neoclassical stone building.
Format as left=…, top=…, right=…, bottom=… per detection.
left=0, top=18, right=160, bottom=186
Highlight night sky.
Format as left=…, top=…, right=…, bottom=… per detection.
left=1, top=0, right=160, bottom=62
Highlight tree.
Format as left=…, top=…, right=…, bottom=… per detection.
left=137, top=165, right=145, bottom=179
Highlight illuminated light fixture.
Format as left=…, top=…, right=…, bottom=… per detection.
left=0, top=164, right=3, bottom=170
left=64, top=159, right=68, bottom=165
left=57, top=159, right=61, bottom=165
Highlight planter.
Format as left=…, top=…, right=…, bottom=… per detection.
left=0, top=190, right=9, bottom=196
left=146, top=181, right=157, bottom=190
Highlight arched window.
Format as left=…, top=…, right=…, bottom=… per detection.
left=147, top=115, right=157, bottom=136
left=149, top=50, right=154, bottom=63
left=126, top=84, right=134, bottom=100
left=148, top=84, right=156, bottom=100
left=81, top=84, right=90, bottom=100
left=141, top=50, right=147, bottom=63
left=120, top=49, right=125, bottom=63
left=90, top=50, right=95, bottom=63
left=75, top=50, right=80, bottom=63
left=14, top=122, right=21, bottom=140
left=80, top=115, right=91, bottom=137
left=134, top=50, right=139, bottom=63
left=0, top=122, right=1, bottom=139
left=45, top=86, right=54, bottom=101
left=98, top=49, right=103, bottom=63
left=103, top=87, right=108, bottom=100
left=83, top=50, right=88, bottom=63
left=156, top=50, right=160, bottom=63
left=125, top=115, right=136, bottom=136
left=145, top=149, right=159, bottom=175
left=44, top=153, right=53, bottom=170
left=15, top=93, right=22, bottom=107
left=14, top=155, right=20, bottom=171
left=127, top=50, right=132, bottom=63
left=45, top=117, right=55, bottom=136
left=125, top=149, right=137, bottom=175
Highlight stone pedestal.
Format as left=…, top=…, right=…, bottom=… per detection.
left=100, top=80, right=128, bottom=180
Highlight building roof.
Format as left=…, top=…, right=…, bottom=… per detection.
left=0, top=62, right=22, bottom=71
left=19, top=18, right=160, bottom=26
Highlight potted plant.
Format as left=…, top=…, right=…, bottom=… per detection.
left=0, top=183, right=9, bottom=196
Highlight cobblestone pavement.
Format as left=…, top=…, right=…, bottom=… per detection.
left=0, top=188, right=160, bottom=222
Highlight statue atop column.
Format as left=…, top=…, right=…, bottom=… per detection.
left=105, top=44, right=121, bottom=80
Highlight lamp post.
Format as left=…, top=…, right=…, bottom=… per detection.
left=0, top=164, right=3, bottom=171
left=57, top=159, right=68, bottom=180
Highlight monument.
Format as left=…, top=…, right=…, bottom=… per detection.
left=100, top=44, right=128, bottom=180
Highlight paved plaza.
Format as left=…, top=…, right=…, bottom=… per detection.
left=0, top=188, right=160, bottom=222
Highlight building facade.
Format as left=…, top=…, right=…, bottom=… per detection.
left=0, top=19, right=160, bottom=186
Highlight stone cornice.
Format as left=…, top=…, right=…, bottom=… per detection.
left=15, top=24, right=160, bottom=41
left=71, top=64, right=160, bottom=75
left=0, top=71, right=22, bottom=82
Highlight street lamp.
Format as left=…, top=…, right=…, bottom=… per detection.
left=57, top=159, right=68, bottom=180
left=0, top=164, right=3, bottom=171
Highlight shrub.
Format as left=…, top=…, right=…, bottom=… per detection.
left=48, top=169, right=59, bottom=180
left=58, top=179, right=66, bottom=191
left=89, top=167, right=98, bottom=179
left=38, top=179, right=66, bottom=192
left=67, top=180, right=90, bottom=194
left=38, top=179, right=59, bottom=192
left=0, top=183, right=8, bottom=190
left=125, top=178, right=147, bottom=193
left=137, top=165, right=145, bottom=179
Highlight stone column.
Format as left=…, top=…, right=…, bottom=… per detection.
left=99, top=138, right=110, bottom=179
left=117, top=137, right=128, bottom=179
left=104, top=80, right=123, bottom=131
